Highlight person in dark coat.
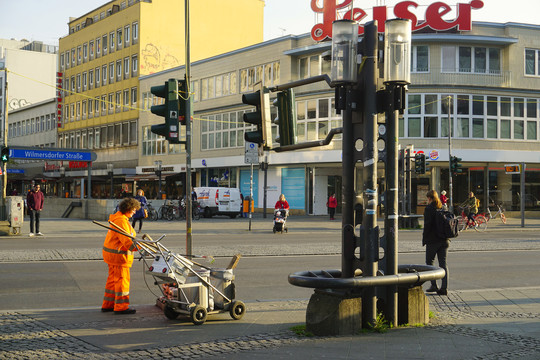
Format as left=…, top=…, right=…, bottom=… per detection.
left=131, top=189, right=148, bottom=233
left=422, top=189, right=449, bottom=296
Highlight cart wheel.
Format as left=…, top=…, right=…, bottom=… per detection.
left=164, top=305, right=180, bottom=320
left=229, top=300, right=246, bottom=320
left=190, top=305, right=207, bottom=325
left=273, top=227, right=276, bottom=234
left=285, top=228, right=288, bottom=233
left=11, top=227, right=19, bottom=235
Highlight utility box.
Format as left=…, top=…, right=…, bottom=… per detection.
left=7, top=196, right=23, bottom=235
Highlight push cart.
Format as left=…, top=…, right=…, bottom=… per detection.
left=94, top=221, right=246, bottom=325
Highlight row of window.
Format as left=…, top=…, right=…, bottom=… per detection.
left=139, top=61, right=280, bottom=107
left=9, top=113, right=57, bottom=138
left=64, top=55, right=138, bottom=96
left=58, top=121, right=137, bottom=149
left=61, top=21, right=139, bottom=71
left=197, top=97, right=342, bottom=151
left=62, top=87, right=138, bottom=124
left=141, top=126, right=183, bottom=156
left=403, top=93, right=540, bottom=140
left=70, top=1, right=139, bottom=34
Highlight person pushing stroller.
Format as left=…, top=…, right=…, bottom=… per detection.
left=273, top=194, right=290, bottom=233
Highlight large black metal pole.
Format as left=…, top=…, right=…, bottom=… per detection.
left=384, top=85, right=400, bottom=327
left=360, top=21, right=379, bottom=327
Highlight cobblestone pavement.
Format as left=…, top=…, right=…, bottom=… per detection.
left=1, top=295, right=539, bottom=360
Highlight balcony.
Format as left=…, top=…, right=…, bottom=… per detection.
left=411, top=68, right=511, bottom=88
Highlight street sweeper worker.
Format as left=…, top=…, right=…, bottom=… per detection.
left=101, top=197, right=141, bottom=314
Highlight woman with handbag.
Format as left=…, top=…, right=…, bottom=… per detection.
left=131, top=189, right=148, bottom=233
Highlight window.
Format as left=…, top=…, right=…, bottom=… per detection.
left=412, top=45, right=429, bottom=72
left=124, top=57, right=129, bottom=79
left=114, top=123, right=121, bottom=145
left=101, top=95, right=107, bottom=113
left=109, top=62, right=114, bottom=83
left=96, top=37, right=101, bottom=56
left=102, top=34, right=108, bottom=53
left=115, top=91, right=121, bottom=112
left=132, top=22, right=138, bottom=43
left=525, top=49, right=537, bottom=76
left=132, top=55, right=138, bottom=75
left=82, top=72, right=87, bottom=91
left=131, top=87, right=137, bottom=104
left=89, top=70, right=94, bottom=89
left=82, top=100, right=87, bottom=119
left=130, top=120, right=137, bottom=144
left=124, top=25, right=130, bottom=46
left=116, top=60, right=122, bottom=81
left=108, top=93, right=114, bottom=113
left=95, top=96, right=100, bottom=115
left=89, top=40, right=94, bottom=58
left=102, top=65, right=107, bottom=85
left=442, top=46, right=500, bottom=74
left=117, top=28, right=122, bottom=48
left=71, top=48, right=76, bottom=66
left=95, top=67, right=100, bottom=87
left=83, top=43, right=88, bottom=60
left=60, top=53, right=65, bottom=70
left=77, top=46, right=82, bottom=63
left=109, top=32, right=115, bottom=51
left=123, top=89, right=129, bottom=110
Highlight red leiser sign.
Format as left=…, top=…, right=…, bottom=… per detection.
left=311, top=0, right=484, bottom=41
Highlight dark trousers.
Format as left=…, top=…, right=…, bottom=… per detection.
left=131, top=218, right=143, bottom=232
left=329, top=207, right=336, bottom=219
left=29, top=210, right=40, bottom=233
left=426, top=241, right=449, bottom=290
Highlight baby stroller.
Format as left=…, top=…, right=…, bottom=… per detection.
left=273, top=208, right=288, bottom=233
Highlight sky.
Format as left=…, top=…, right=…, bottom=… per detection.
left=1, top=0, right=540, bottom=45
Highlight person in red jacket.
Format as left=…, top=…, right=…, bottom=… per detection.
left=26, top=184, right=44, bottom=236
left=275, top=194, right=290, bottom=210
left=101, top=198, right=140, bottom=314
left=327, top=193, right=338, bottom=220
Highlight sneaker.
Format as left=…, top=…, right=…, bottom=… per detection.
left=36, top=232, right=44, bottom=236
left=29, top=233, right=35, bottom=237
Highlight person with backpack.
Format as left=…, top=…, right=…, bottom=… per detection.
left=422, top=189, right=449, bottom=296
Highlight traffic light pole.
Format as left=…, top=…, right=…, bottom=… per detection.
left=184, top=0, right=193, bottom=258
left=447, top=96, right=454, bottom=213
left=1, top=69, right=9, bottom=220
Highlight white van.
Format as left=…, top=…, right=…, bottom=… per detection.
left=194, top=187, right=242, bottom=218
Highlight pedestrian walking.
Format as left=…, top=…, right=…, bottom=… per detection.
left=101, top=197, right=140, bottom=314
left=440, top=190, right=448, bottom=211
left=275, top=194, right=290, bottom=210
left=131, top=189, right=148, bottom=233
left=327, top=193, right=338, bottom=220
left=27, top=184, right=44, bottom=236
left=422, top=189, right=449, bottom=296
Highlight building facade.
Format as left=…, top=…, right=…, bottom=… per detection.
left=57, top=0, right=264, bottom=198
left=135, top=21, right=540, bottom=216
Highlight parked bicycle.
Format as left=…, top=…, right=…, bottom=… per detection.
left=457, top=206, right=488, bottom=232
left=146, top=201, right=158, bottom=221
left=485, top=204, right=507, bottom=224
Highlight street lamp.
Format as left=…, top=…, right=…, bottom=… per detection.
left=107, top=163, right=114, bottom=199
left=330, top=20, right=359, bottom=85
left=59, top=166, right=65, bottom=198
left=383, top=18, right=412, bottom=85
left=154, top=160, right=162, bottom=199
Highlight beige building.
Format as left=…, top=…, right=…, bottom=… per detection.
left=134, top=21, right=540, bottom=215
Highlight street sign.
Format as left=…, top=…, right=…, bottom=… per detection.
left=9, top=148, right=96, bottom=162
left=244, top=141, right=259, bottom=164
left=504, top=164, right=521, bottom=174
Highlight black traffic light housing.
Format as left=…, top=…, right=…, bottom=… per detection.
left=414, top=153, right=426, bottom=174
left=272, top=89, right=297, bottom=147
left=242, top=82, right=272, bottom=149
left=150, top=78, right=186, bottom=144
left=450, top=156, right=463, bottom=175
left=0, top=146, right=9, bottom=163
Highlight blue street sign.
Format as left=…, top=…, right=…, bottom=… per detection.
left=7, top=169, right=24, bottom=174
left=9, top=148, right=96, bottom=162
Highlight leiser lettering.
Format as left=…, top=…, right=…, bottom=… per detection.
left=311, top=0, right=484, bottom=41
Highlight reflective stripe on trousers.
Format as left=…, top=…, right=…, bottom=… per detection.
left=102, top=264, right=131, bottom=311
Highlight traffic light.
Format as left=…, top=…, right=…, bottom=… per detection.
left=272, top=89, right=297, bottom=147
left=450, top=156, right=463, bottom=175
left=242, top=82, right=272, bottom=148
left=150, top=78, right=185, bottom=144
left=0, top=146, right=9, bottom=163
left=414, top=153, right=426, bottom=174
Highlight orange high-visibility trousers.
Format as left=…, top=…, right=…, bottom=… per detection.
left=102, top=264, right=131, bottom=311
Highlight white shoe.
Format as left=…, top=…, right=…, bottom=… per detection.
left=29, top=233, right=35, bottom=237
left=36, top=232, right=44, bottom=236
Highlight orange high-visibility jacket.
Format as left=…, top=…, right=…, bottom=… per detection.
left=102, top=211, right=137, bottom=267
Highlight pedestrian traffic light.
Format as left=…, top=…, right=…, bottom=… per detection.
left=414, top=153, right=426, bottom=174
left=242, top=82, right=272, bottom=149
left=272, top=89, right=297, bottom=147
left=0, top=146, right=9, bottom=163
left=450, top=156, right=463, bottom=175
left=150, top=78, right=185, bottom=144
